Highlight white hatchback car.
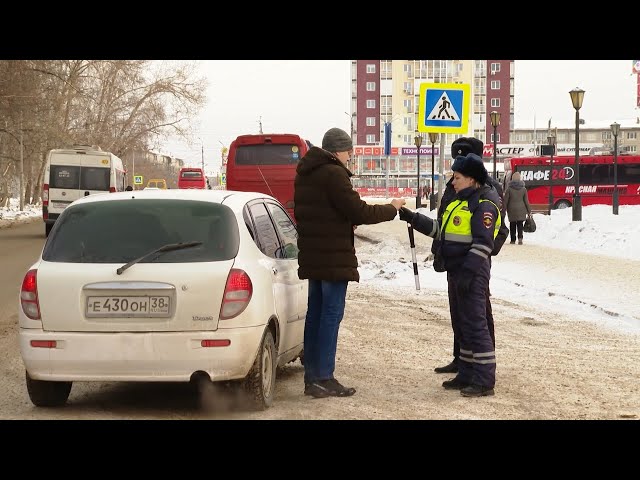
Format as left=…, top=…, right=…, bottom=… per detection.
left=18, top=189, right=307, bottom=410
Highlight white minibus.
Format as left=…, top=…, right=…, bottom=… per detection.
left=42, top=145, right=127, bottom=236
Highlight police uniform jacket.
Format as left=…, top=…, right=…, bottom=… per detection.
left=430, top=179, right=504, bottom=258
left=413, top=185, right=501, bottom=273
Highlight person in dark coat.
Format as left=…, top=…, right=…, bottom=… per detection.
left=503, top=171, right=532, bottom=245
left=400, top=152, right=501, bottom=397
left=294, top=127, right=405, bottom=399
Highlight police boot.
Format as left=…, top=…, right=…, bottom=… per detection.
left=434, top=360, right=458, bottom=374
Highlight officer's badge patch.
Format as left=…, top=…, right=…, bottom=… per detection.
left=483, top=211, right=493, bottom=229
left=453, top=216, right=461, bottom=226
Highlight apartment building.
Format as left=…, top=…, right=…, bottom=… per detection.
left=351, top=60, right=513, bottom=147
left=349, top=59, right=514, bottom=192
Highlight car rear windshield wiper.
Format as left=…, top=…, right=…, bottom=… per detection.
left=116, top=241, right=203, bottom=275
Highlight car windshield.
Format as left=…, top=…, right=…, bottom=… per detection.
left=42, top=199, right=239, bottom=263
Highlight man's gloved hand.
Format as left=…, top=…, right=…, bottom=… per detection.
left=456, top=271, right=474, bottom=297
left=399, top=207, right=416, bottom=223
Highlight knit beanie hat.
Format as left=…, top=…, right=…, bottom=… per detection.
left=451, top=137, right=484, bottom=159
left=322, top=127, right=353, bottom=153
left=451, top=153, right=488, bottom=184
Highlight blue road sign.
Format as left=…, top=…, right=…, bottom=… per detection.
left=418, top=83, right=470, bottom=134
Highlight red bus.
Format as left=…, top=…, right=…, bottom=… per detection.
left=178, top=167, right=207, bottom=189
left=507, top=154, right=640, bottom=213
left=226, top=133, right=312, bottom=222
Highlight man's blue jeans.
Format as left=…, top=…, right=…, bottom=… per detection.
left=303, top=279, right=348, bottom=384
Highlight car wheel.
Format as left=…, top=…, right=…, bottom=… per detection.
left=243, top=329, right=276, bottom=411
left=45, top=223, right=53, bottom=237
left=554, top=200, right=571, bottom=210
left=25, top=370, right=72, bottom=407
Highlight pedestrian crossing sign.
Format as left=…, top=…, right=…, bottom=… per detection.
left=133, top=175, right=143, bottom=185
left=418, top=82, right=470, bottom=134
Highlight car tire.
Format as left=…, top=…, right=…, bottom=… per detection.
left=243, top=329, right=276, bottom=411
left=25, top=370, right=72, bottom=407
left=554, top=200, right=571, bottom=210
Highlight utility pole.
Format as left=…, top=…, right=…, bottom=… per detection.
left=384, top=122, right=391, bottom=198
left=201, top=141, right=205, bottom=172
left=437, top=134, right=445, bottom=209
left=258, top=116, right=263, bottom=134
left=132, top=150, right=136, bottom=190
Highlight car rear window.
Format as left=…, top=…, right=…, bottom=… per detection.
left=43, top=199, right=239, bottom=263
left=181, top=170, right=203, bottom=179
left=49, top=165, right=110, bottom=190
left=50, top=165, right=80, bottom=189
left=234, top=144, right=301, bottom=165
left=80, top=167, right=110, bottom=191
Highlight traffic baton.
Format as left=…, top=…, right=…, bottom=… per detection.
left=407, top=223, right=420, bottom=291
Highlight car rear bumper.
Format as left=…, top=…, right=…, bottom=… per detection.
left=19, top=326, right=265, bottom=382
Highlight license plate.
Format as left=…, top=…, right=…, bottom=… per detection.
left=51, top=201, right=71, bottom=209
left=86, top=296, right=171, bottom=318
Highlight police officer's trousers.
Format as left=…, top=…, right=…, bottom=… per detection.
left=447, top=264, right=496, bottom=388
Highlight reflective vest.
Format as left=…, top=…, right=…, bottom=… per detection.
left=441, top=199, right=501, bottom=244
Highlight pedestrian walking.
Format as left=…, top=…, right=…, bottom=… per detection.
left=294, top=127, right=405, bottom=399
left=503, top=171, right=532, bottom=245
left=399, top=152, right=501, bottom=397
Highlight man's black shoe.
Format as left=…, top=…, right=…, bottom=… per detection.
left=305, top=378, right=356, bottom=398
left=434, top=360, right=458, bottom=374
left=460, top=384, right=495, bottom=397
left=442, top=376, right=470, bottom=390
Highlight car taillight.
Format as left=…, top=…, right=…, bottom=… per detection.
left=109, top=186, right=116, bottom=193
left=219, top=269, right=252, bottom=320
left=21, top=269, right=41, bottom=320
left=42, top=184, right=49, bottom=220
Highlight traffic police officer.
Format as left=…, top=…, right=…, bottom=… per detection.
left=399, top=153, right=501, bottom=397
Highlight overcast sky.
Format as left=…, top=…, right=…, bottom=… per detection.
left=162, top=60, right=639, bottom=174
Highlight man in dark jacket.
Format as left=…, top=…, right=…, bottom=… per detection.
left=430, top=137, right=507, bottom=374
left=294, top=127, right=405, bottom=398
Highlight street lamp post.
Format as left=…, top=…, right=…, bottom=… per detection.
left=547, top=129, right=556, bottom=214
left=611, top=122, right=620, bottom=215
left=428, top=132, right=438, bottom=211
left=490, top=111, right=501, bottom=180
left=569, top=87, right=585, bottom=221
left=414, top=132, right=423, bottom=208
